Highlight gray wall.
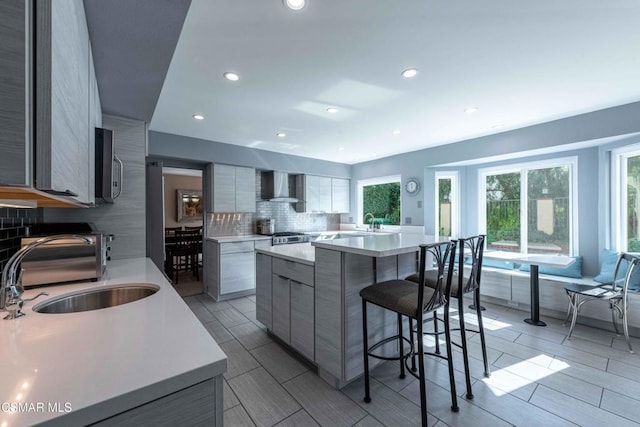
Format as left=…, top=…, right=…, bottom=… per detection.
left=44, top=115, right=147, bottom=260
left=149, top=131, right=352, bottom=178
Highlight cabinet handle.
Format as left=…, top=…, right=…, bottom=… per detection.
left=112, top=155, right=124, bottom=199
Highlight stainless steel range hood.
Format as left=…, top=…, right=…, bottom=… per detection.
left=261, top=171, right=299, bottom=203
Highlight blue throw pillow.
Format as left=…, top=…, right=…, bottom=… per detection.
left=519, top=256, right=583, bottom=279
left=594, top=249, right=626, bottom=283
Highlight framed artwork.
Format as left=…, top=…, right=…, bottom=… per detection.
left=177, top=189, right=203, bottom=222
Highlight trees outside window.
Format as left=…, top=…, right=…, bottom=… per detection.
left=481, top=159, right=575, bottom=255
left=362, top=182, right=400, bottom=225
left=612, top=146, right=640, bottom=252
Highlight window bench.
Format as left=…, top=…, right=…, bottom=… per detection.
left=478, top=266, right=640, bottom=334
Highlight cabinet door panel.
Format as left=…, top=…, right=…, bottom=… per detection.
left=305, top=175, right=319, bottom=212
left=272, top=258, right=314, bottom=286
left=331, top=178, right=350, bottom=213
left=213, top=164, right=236, bottom=212
left=234, top=166, right=256, bottom=212
left=220, top=251, right=255, bottom=294
left=255, top=253, right=272, bottom=329
left=220, top=240, right=254, bottom=254
left=272, top=274, right=290, bottom=343
left=290, top=281, right=314, bottom=361
left=318, top=176, right=332, bottom=212
left=0, top=1, right=29, bottom=185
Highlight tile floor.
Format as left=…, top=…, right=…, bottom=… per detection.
left=183, top=293, right=640, bottom=426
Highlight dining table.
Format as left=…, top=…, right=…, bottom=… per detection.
left=483, top=251, right=576, bottom=327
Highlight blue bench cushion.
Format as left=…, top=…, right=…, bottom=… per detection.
left=519, top=256, right=583, bottom=279
left=467, top=257, right=516, bottom=270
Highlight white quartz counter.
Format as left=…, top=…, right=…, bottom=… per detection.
left=207, top=234, right=272, bottom=243
left=255, top=242, right=315, bottom=265
left=0, top=258, right=226, bottom=427
left=311, top=233, right=438, bottom=257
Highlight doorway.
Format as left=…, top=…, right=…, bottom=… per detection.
left=147, top=160, right=206, bottom=297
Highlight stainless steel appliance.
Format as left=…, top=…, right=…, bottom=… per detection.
left=260, top=171, right=299, bottom=203
left=256, top=218, right=276, bottom=235
left=95, top=127, right=124, bottom=203
left=19, top=223, right=111, bottom=287
left=272, top=232, right=310, bottom=245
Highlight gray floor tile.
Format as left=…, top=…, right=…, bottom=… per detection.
left=228, top=321, right=273, bottom=350
left=189, top=304, right=217, bottom=323
left=342, top=376, right=423, bottom=426
left=601, top=389, right=640, bottom=423
left=283, top=371, right=367, bottom=427
left=203, top=319, right=235, bottom=344
left=250, top=342, right=309, bottom=383
left=229, top=296, right=258, bottom=313
left=274, top=409, right=320, bottom=426
left=228, top=367, right=301, bottom=427
left=224, top=405, right=256, bottom=426
left=353, top=415, right=385, bottom=427
left=213, top=307, right=251, bottom=328
left=220, top=339, right=261, bottom=379
left=224, top=378, right=240, bottom=410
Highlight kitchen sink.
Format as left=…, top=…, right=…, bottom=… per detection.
left=32, top=283, right=160, bottom=314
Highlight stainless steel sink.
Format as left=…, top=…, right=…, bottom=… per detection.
left=32, top=283, right=160, bottom=314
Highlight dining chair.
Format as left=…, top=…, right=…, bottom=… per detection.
left=360, top=241, right=458, bottom=427
left=405, top=235, right=490, bottom=399
left=564, top=252, right=640, bottom=353
left=172, top=229, right=201, bottom=283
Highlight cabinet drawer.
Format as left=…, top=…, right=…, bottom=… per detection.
left=254, top=239, right=272, bottom=250
left=272, top=258, right=314, bottom=286
left=220, top=241, right=254, bottom=254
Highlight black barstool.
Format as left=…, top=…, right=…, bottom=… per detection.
left=406, top=235, right=490, bottom=399
left=360, top=241, right=458, bottom=427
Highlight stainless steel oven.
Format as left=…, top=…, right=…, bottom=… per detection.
left=271, top=232, right=310, bottom=245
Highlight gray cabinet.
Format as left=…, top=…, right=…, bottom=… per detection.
left=206, top=238, right=270, bottom=301
left=0, top=1, right=30, bottom=186
left=212, top=164, right=256, bottom=212
left=331, top=178, right=350, bottom=213
left=255, top=253, right=272, bottom=329
left=0, top=0, right=99, bottom=205
left=296, top=175, right=349, bottom=213
left=269, top=256, right=315, bottom=361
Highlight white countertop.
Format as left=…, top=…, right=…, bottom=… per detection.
left=256, top=243, right=315, bottom=265
left=207, top=234, right=272, bottom=243
left=312, top=233, right=439, bottom=257
left=0, top=258, right=226, bottom=427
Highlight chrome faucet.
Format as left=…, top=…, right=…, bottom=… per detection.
left=364, top=213, right=375, bottom=232
left=1, top=234, right=93, bottom=319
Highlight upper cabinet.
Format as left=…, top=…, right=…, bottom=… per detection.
left=295, top=175, right=350, bottom=213
left=212, top=164, right=256, bottom=212
left=0, top=0, right=100, bottom=206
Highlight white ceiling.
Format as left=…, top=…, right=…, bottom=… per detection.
left=149, top=0, right=640, bottom=164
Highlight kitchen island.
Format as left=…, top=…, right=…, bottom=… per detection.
left=255, top=234, right=437, bottom=388
left=0, top=258, right=226, bottom=427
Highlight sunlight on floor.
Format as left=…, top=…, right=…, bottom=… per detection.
left=482, top=354, right=570, bottom=396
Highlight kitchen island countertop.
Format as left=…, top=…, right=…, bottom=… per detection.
left=311, top=233, right=438, bottom=257
left=255, top=242, right=315, bottom=265
left=0, top=257, right=226, bottom=427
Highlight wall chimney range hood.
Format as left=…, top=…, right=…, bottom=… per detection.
left=261, top=171, right=299, bottom=203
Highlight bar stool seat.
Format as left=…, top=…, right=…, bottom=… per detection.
left=360, top=241, right=458, bottom=427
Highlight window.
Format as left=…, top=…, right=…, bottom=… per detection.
left=479, top=157, right=577, bottom=255
left=435, top=172, right=459, bottom=239
left=611, top=144, right=640, bottom=251
left=357, top=175, right=401, bottom=227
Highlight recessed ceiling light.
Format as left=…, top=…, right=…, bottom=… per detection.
left=392, top=129, right=401, bottom=135
left=192, top=114, right=204, bottom=120
left=223, top=72, right=239, bottom=81
left=276, top=132, right=286, bottom=138
left=283, top=0, right=305, bottom=10
left=401, top=68, right=418, bottom=78
left=338, top=147, right=345, bottom=151
left=464, top=106, right=479, bottom=114
left=326, top=107, right=339, bottom=114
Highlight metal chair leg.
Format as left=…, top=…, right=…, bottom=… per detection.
left=417, top=315, right=429, bottom=427
left=443, top=304, right=459, bottom=412
left=567, top=296, right=580, bottom=339
left=433, top=310, right=440, bottom=355
left=362, top=299, right=371, bottom=403
left=409, top=318, right=417, bottom=372
left=621, top=300, right=634, bottom=353
left=457, top=296, right=473, bottom=399
left=475, top=290, right=490, bottom=377
left=398, top=313, right=405, bottom=379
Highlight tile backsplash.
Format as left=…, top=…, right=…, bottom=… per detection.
left=206, top=171, right=340, bottom=237
left=0, top=207, right=42, bottom=270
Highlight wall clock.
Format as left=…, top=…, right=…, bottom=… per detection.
left=405, top=177, right=420, bottom=196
